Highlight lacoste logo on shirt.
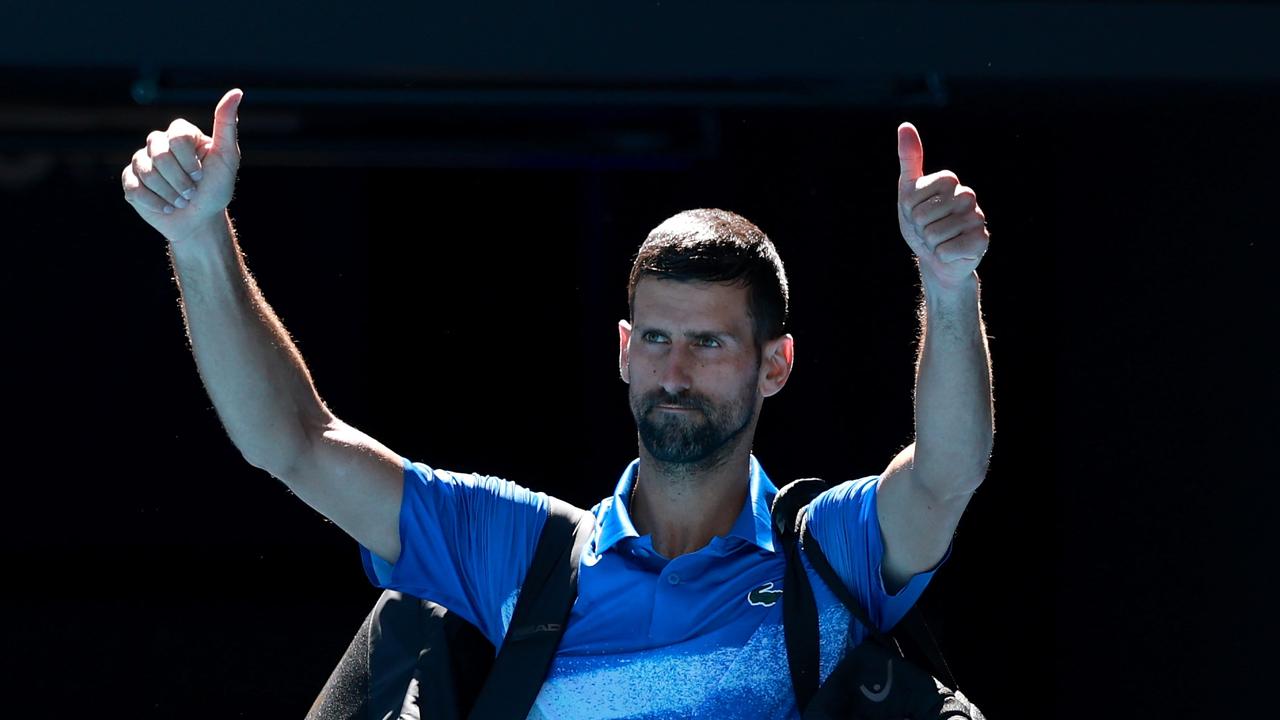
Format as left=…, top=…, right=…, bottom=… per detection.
left=859, top=658, right=894, bottom=702
left=747, top=581, right=783, bottom=607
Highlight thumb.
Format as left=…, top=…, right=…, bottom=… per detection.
left=897, top=122, right=924, bottom=189
left=210, top=88, right=243, bottom=156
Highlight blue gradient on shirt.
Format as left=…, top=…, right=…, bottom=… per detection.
left=360, top=456, right=941, bottom=719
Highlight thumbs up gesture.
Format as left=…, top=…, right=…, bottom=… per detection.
left=122, top=88, right=244, bottom=245
left=896, top=123, right=990, bottom=290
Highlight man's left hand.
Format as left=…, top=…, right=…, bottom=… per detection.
left=896, top=122, right=990, bottom=291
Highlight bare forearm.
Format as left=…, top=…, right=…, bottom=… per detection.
left=169, top=212, right=330, bottom=473
left=910, top=270, right=994, bottom=496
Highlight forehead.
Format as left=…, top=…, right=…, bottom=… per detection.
left=632, top=277, right=753, bottom=332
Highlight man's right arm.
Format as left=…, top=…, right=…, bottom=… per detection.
left=123, top=89, right=404, bottom=563
left=170, top=215, right=404, bottom=563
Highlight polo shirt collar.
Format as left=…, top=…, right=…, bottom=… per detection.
left=594, top=454, right=778, bottom=556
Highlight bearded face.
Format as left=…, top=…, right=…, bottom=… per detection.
left=630, top=371, right=758, bottom=466
left=622, top=278, right=781, bottom=469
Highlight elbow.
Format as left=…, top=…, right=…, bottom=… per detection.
left=912, top=445, right=990, bottom=499
left=235, top=415, right=328, bottom=480
left=238, top=443, right=294, bottom=481
left=240, top=446, right=281, bottom=475
left=933, top=468, right=986, bottom=502
left=954, top=448, right=991, bottom=495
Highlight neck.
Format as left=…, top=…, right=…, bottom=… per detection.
left=629, top=441, right=753, bottom=559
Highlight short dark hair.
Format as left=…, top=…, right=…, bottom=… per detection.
left=627, top=208, right=789, bottom=349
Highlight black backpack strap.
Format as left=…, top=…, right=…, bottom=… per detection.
left=466, top=496, right=595, bottom=719
left=773, top=478, right=829, bottom=714
left=782, top=519, right=821, bottom=713
left=799, top=517, right=887, bottom=644
left=801, top=514, right=960, bottom=691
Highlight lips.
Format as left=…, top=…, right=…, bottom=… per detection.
left=653, top=405, right=703, bottom=417
left=644, top=393, right=706, bottom=414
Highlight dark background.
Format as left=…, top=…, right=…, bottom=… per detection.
left=3, top=2, right=1277, bottom=716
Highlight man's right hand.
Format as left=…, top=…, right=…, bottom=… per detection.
left=122, top=88, right=244, bottom=245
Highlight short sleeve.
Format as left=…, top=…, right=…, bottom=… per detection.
left=804, top=476, right=948, bottom=633
left=358, top=457, right=549, bottom=646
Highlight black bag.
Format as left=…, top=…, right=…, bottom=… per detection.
left=774, top=478, right=984, bottom=719
left=306, top=496, right=594, bottom=720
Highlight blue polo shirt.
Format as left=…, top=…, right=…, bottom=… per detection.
left=361, top=455, right=942, bottom=719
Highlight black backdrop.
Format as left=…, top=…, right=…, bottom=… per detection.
left=3, top=3, right=1279, bottom=717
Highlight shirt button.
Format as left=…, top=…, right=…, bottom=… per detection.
left=667, top=574, right=681, bottom=585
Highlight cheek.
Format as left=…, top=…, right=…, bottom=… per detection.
left=710, top=359, right=762, bottom=396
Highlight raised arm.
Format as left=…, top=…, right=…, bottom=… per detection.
left=875, top=123, right=994, bottom=592
left=121, top=89, right=404, bottom=563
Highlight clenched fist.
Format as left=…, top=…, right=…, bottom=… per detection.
left=896, top=122, right=990, bottom=291
left=122, top=88, right=244, bottom=245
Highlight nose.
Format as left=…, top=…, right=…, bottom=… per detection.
left=658, top=343, right=693, bottom=396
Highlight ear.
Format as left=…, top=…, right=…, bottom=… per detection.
left=618, top=319, right=633, bottom=384
left=759, top=333, right=795, bottom=398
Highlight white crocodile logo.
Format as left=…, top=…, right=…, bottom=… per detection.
left=747, top=581, right=783, bottom=607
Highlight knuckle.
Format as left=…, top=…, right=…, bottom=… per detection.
left=168, top=134, right=194, bottom=153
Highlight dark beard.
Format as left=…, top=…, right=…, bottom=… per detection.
left=632, top=384, right=756, bottom=467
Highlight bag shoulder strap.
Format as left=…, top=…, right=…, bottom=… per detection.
left=797, top=493, right=960, bottom=692
left=466, top=496, right=595, bottom=719
left=774, top=478, right=832, bottom=713
left=774, top=477, right=960, bottom=714
left=799, top=518, right=886, bottom=642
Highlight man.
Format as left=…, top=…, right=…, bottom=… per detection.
left=122, top=88, right=993, bottom=717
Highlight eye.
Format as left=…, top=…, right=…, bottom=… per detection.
left=642, top=331, right=669, bottom=344
left=697, top=337, right=722, bottom=348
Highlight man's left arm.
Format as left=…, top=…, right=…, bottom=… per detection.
left=875, top=122, right=994, bottom=593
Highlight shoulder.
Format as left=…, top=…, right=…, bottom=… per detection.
left=804, top=476, right=880, bottom=524
left=402, top=459, right=551, bottom=517
left=769, top=476, right=880, bottom=553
